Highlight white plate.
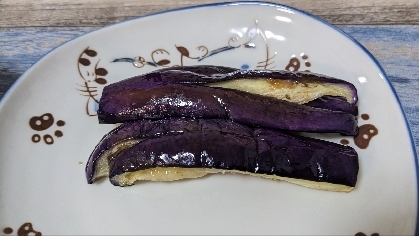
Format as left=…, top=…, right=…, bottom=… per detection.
left=0, top=2, right=417, bottom=235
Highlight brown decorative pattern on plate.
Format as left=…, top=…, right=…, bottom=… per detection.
left=3, top=222, right=42, bottom=236
left=76, top=47, right=108, bottom=116
left=340, top=113, right=378, bottom=149
left=29, top=113, right=65, bottom=145
left=340, top=139, right=350, bottom=145
left=354, top=124, right=378, bottom=149
left=355, top=232, right=379, bottom=236
left=285, top=53, right=311, bottom=72
left=112, top=22, right=277, bottom=70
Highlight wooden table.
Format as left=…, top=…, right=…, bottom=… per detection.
left=1, top=0, right=418, bottom=156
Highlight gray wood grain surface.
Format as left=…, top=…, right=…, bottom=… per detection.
left=1, top=0, right=418, bottom=27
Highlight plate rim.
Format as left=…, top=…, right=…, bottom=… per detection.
left=0, top=1, right=417, bottom=234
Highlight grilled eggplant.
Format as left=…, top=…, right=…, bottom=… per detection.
left=103, top=65, right=358, bottom=106
left=86, top=118, right=203, bottom=183
left=98, top=84, right=357, bottom=135
left=88, top=66, right=360, bottom=191
left=87, top=119, right=359, bottom=192
left=98, top=66, right=358, bottom=135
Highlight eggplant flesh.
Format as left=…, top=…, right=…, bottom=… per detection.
left=102, top=119, right=358, bottom=192
left=98, top=84, right=357, bottom=135
left=112, top=167, right=353, bottom=192
left=206, top=78, right=353, bottom=106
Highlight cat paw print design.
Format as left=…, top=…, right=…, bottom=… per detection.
left=29, top=113, right=65, bottom=145
left=285, top=53, right=311, bottom=72
left=3, top=222, right=42, bottom=236
left=354, top=114, right=378, bottom=149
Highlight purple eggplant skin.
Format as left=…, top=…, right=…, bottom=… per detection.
left=306, top=96, right=358, bottom=116
left=86, top=119, right=205, bottom=183
left=103, top=65, right=237, bottom=94
left=98, top=84, right=357, bottom=135
left=103, top=65, right=358, bottom=105
left=108, top=119, right=358, bottom=187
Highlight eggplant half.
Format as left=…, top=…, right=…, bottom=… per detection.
left=98, top=84, right=357, bottom=135
left=98, top=66, right=358, bottom=135
left=87, top=119, right=359, bottom=192
left=104, top=65, right=358, bottom=106
left=86, top=118, right=205, bottom=183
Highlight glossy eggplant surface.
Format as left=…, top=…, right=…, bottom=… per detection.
left=98, top=84, right=357, bottom=135
left=99, top=66, right=358, bottom=135
left=104, top=65, right=358, bottom=106
left=88, top=66, right=360, bottom=192
left=87, top=119, right=358, bottom=192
